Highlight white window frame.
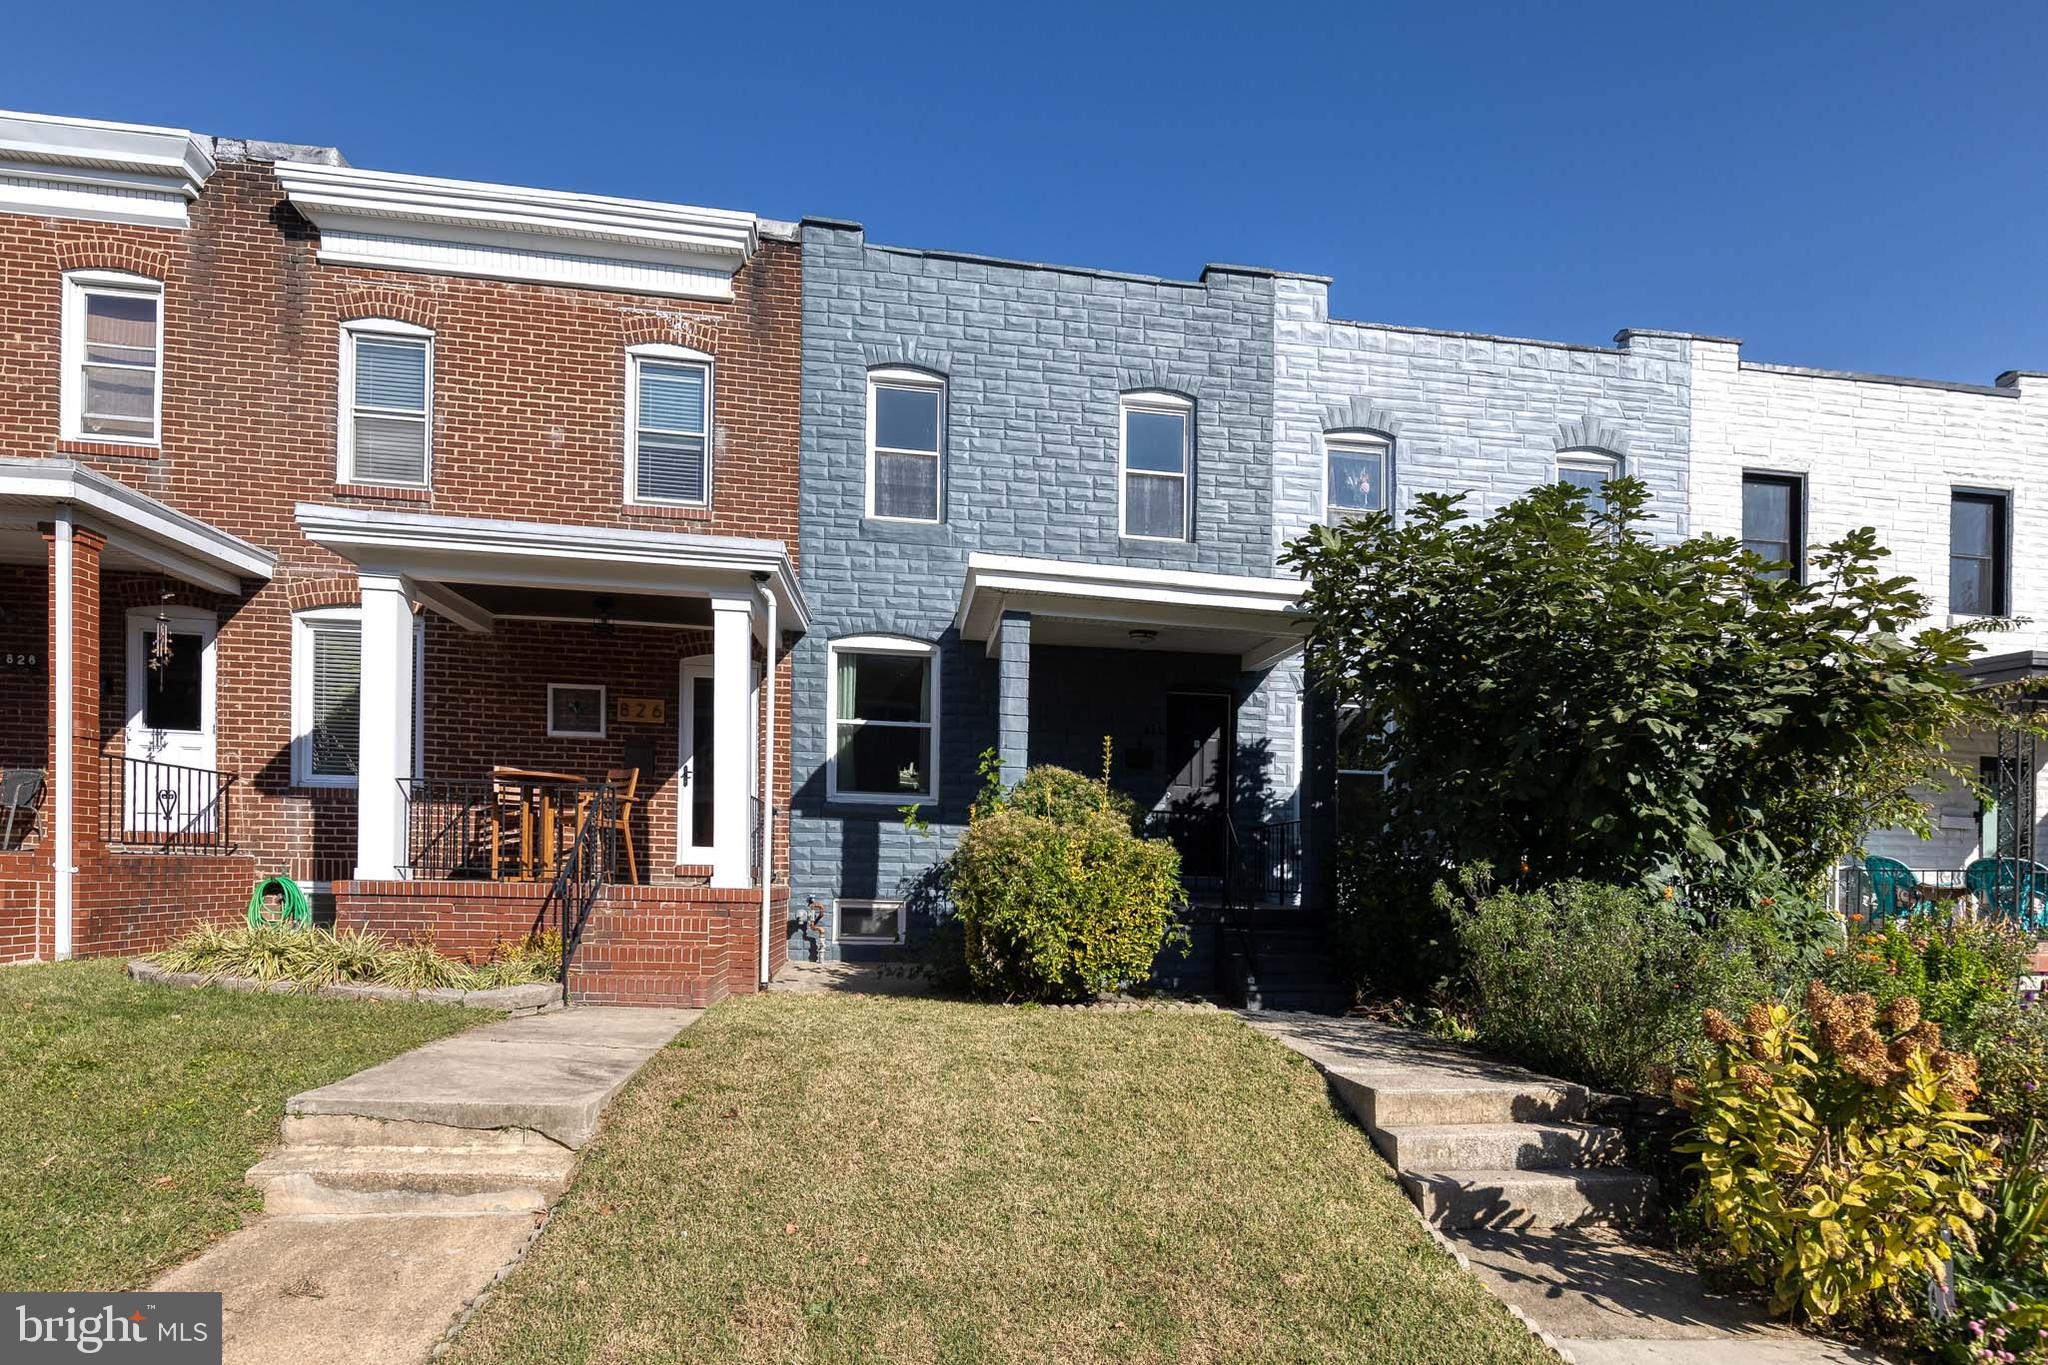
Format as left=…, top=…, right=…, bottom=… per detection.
left=337, top=318, right=434, bottom=487
left=1556, top=448, right=1621, bottom=503
left=61, top=270, right=165, bottom=446
left=836, top=897, right=907, bottom=946
left=547, top=683, right=608, bottom=740
left=1324, top=431, right=1391, bottom=518
left=865, top=366, right=946, bottom=523
left=1118, top=390, right=1194, bottom=542
left=625, top=342, right=714, bottom=507
left=290, top=607, right=425, bottom=790
left=825, top=634, right=940, bottom=806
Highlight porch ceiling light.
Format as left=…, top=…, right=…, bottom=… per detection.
left=1128, top=628, right=1159, bottom=644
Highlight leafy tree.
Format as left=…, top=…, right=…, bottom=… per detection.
left=1282, top=478, right=2016, bottom=897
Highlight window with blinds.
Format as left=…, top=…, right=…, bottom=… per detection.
left=62, top=272, right=164, bottom=445
left=308, top=620, right=362, bottom=779
left=342, top=324, right=431, bottom=486
left=631, top=356, right=710, bottom=505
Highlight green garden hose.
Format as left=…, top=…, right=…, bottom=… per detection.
left=247, top=874, right=312, bottom=928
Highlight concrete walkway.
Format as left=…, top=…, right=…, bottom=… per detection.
left=1245, top=1012, right=1886, bottom=1364
left=153, top=1006, right=696, bottom=1365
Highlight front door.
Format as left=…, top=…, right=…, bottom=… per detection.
left=1164, top=691, right=1231, bottom=880
left=123, top=608, right=218, bottom=835
left=678, top=658, right=716, bottom=863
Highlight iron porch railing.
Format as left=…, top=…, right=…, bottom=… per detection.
left=103, top=756, right=235, bottom=853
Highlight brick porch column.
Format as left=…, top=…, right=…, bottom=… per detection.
left=995, top=609, right=1031, bottom=787
left=42, top=517, right=104, bottom=958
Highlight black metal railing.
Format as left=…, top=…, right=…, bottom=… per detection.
left=398, top=779, right=498, bottom=879
left=1240, top=818, right=1304, bottom=905
left=749, top=796, right=767, bottom=885
left=549, top=785, right=617, bottom=1002
left=104, top=757, right=235, bottom=853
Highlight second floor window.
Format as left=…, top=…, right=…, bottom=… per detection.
left=1556, top=449, right=1620, bottom=513
left=867, top=368, right=944, bottom=522
left=340, top=320, right=432, bottom=487
left=1121, top=392, right=1192, bottom=541
left=62, top=271, right=163, bottom=444
left=1951, top=490, right=2010, bottom=616
left=1326, top=433, right=1389, bottom=517
left=1741, top=472, right=1804, bottom=581
left=628, top=346, right=712, bottom=506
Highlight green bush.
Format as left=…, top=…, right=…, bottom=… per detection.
left=1450, top=875, right=1807, bottom=1092
left=950, top=796, right=1185, bottom=1002
left=1001, top=764, right=1140, bottom=829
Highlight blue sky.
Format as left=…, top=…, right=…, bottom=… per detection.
left=6, top=1, right=2043, bottom=382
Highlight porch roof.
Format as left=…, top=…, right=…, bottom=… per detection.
left=0, top=458, right=276, bottom=593
left=1960, top=650, right=2048, bottom=691
left=953, top=552, right=1307, bottom=672
left=293, top=503, right=810, bottom=634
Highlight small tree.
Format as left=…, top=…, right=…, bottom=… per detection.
left=1282, top=479, right=2013, bottom=896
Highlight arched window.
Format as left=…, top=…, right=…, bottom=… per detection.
left=867, top=366, right=945, bottom=522
left=1120, top=390, right=1194, bottom=541
left=626, top=342, right=714, bottom=506
left=339, top=317, right=434, bottom=487
left=1325, top=430, right=1391, bottom=517
left=1555, top=447, right=1622, bottom=512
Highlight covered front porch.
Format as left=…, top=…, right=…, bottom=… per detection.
left=295, top=504, right=807, bottom=1000
left=953, top=552, right=1311, bottom=912
left=0, top=459, right=275, bottom=961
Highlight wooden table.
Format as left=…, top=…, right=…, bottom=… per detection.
left=489, top=768, right=589, bottom=881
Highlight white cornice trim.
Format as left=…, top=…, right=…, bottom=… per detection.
left=0, top=458, right=274, bottom=592
left=0, top=109, right=215, bottom=229
left=275, top=160, right=759, bottom=299
left=955, top=551, right=1306, bottom=667
left=294, top=503, right=808, bottom=633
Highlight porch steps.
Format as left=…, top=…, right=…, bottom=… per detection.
left=1248, top=1014, right=1656, bottom=1229
left=247, top=1142, right=575, bottom=1216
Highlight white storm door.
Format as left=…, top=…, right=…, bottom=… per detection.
left=678, top=658, right=717, bottom=862
left=124, top=608, right=220, bottom=834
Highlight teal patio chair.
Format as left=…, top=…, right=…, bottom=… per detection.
left=1964, top=857, right=2048, bottom=933
left=1863, top=856, right=1932, bottom=925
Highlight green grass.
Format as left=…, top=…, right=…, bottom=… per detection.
left=0, top=958, right=481, bottom=1291
left=447, top=994, right=1554, bottom=1365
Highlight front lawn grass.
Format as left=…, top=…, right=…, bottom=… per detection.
left=0, top=958, right=480, bottom=1291
left=448, top=994, right=1553, bottom=1365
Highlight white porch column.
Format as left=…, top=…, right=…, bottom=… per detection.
left=50, top=510, right=74, bottom=959
left=354, top=573, right=416, bottom=880
left=710, top=595, right=754, bottom=888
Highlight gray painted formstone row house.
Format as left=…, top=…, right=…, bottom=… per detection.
left=789, top=220, right=1311, bottom=967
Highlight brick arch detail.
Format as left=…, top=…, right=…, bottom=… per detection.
left=284, top=575, right=361, bottom=612
left=620, top=309, right=719, bottom=353
left=337, top=284, right=439, bottom=330
left=57, top=241, right=171, bottom=280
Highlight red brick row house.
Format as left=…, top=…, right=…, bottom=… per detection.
left=0, top=110, right=805, bottom=1004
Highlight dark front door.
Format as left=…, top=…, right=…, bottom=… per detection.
left=1163, top=692, right=1230, bottom=880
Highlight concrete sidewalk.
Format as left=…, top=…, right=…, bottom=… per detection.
left=154, top=1005, right=696, bottom=1365
left=1246, top=1011, right=1885, bottom=1364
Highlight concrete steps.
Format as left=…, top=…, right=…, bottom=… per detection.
left=1248, top=1014, right=1656, bottom=1229
left=248, top=1143, right=576, bottom=1216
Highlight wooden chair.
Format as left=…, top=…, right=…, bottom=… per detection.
left=487, top=769, right=532, bottom=881
left=575, top=768, right=641, bottom=885
left=0, top=769, right=43, bottom=851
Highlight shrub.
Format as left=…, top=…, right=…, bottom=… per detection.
left=950, top=799, right=1184, bottom=1003
left=1001, top=764, right=1139, bottom=829
left=1821, top=915, right=2028, bottom=1049
left=1677, top=982, right=1993, bottom=1325
left=151, top=924, right=559, bottom=992
left=1938, top=1121, right=2048, bottom=1364
left=1449, top=875, right=1799, bottom=1092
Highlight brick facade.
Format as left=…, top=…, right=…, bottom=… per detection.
left=0, top=134, right=802, bottom=1000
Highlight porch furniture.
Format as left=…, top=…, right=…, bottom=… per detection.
left=488, top=767, right=588, bottom=881
left=1863, top=855, right=1932, bottom=923
left=1, top=769, right=43, bottom=850
left=573, top=768, right=641, bottom=886
left=1965, top=857, right=2048, bottom=931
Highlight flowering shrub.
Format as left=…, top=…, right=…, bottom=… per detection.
left=1677, top=981, right=1993, bottom=1323
left=1822, top=915, right=2029, bottom=1048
